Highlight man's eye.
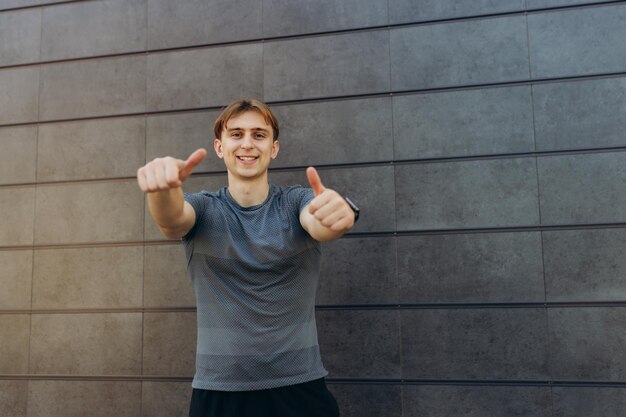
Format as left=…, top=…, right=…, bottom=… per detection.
left=255, top=134, right=266, bottom=139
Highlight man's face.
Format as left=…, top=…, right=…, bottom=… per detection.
left=214, top=111, right=279, bottom=181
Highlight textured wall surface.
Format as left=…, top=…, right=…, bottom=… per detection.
left=1, top=0, right=625, bottom=416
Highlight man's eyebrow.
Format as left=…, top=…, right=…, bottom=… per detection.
left=226, top=127, right=270, bottom=132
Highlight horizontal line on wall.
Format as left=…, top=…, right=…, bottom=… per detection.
left=525, top=0, right=626, bottom=14
left=2, top=301, right=626, bottom=316
left=265, top=70, right=626, bottom=107
left=0, top=307, right=197, bottom=315
left=362, top=222, right=626, bottom=237
left=316, top=301, right=626, bottom=310
left=1, top=374, right=625, bottom=388
left=2, top=143, right=626, bottom=190
left=0, top=374, right=191, bottom=382
left=0, top=0, right=92, bottom=13
left=1, top=222, right=626, bottom=252
left=0, top=239, right=171, bottom=251
left=0, top=0, right=624, bottom=70
left=1, top=70, right=625, bottom=131
left=327, top=378, right=626, bottom=388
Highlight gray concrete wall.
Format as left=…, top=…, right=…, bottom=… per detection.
left=1, top=0, right=625, bottom=416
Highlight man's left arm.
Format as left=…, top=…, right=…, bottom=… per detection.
left=300, top=167, right=357, bottom=242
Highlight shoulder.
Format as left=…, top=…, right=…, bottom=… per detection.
left=184, top=189, right=222, bottom=199
left=183, top=188, right=229, bottom=226
left=184, top=188, right=226, bottom=205
left=272, top=184, right=313, bottom=207
left=273, top=184, right=312, bottom=198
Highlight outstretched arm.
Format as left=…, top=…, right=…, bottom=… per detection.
left=299, top=167, right=356, bottom=242
left=137, top=148, right=207, bottom=239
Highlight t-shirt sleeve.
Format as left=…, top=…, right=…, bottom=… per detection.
left=182, top=191, right=209, bottom=240
left=285, top=185, right=315, bottom=214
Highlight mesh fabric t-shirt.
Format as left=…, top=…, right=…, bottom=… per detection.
left=182, top=184, right=328, bottom=391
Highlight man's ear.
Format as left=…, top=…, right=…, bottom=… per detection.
left=271, top=140, right=280, bottom=159
left=214, top=138, right=223, bottom=159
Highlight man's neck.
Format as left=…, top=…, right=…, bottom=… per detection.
left=227, top=174, right=270, bottom=207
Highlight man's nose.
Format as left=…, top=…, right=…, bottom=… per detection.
left=241, top=133, right=253, bottom=148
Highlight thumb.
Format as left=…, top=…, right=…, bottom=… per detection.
left=179, top=148, right=207, bottom=181
left=306, top=167, right=326, bottom=196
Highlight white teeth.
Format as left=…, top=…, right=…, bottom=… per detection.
left=238, top=156, right=256, bottom=161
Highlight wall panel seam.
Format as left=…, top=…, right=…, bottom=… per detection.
left=1, top=0, right=624, bottom=68
left=2, top=146, right=625, bottom=188
left=3, top=301, right=626, bottom=315
left=2, top=222, right=626, bottom=251
left=0, top=0, right=92, bottom=13
left=2, top=70, right=626, bottom=129
left=2, top=374, right=626, bottom=387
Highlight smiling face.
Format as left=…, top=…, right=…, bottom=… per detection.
left=214, top=110, right=280, bottom=183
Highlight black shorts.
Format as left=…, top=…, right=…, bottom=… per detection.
left=188, top=378, right=340, bottom=417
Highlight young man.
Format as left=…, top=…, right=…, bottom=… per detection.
left=137, top=99, right=359, bottom=417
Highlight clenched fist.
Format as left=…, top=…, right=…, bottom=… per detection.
left=137, top=149, right=207, bottom=193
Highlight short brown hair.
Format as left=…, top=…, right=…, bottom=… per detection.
left=214, top=98, right=279, bottom=141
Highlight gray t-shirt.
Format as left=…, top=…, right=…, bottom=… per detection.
left=182, top=184, right=328, bottom=391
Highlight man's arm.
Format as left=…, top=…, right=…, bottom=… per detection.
left=137, top=149, right=207, bottom=240
left=300, top=167, right=356, bottom=242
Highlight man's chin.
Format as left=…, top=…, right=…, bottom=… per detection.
left=227, top=168, right=269, bottom=181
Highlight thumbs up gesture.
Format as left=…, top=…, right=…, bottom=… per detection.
left=305, top=167, right=355, bottom=235
left=137, top=149, right=207, bottom=193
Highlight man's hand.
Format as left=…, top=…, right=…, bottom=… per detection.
left=137, top=148, right=207, bottom=193
left=137, top=149, right=206, bottom=239
left=305, top=167, right=355, bottom=233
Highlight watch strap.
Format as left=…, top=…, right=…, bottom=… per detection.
left=343, top=196, right=360, bottom=223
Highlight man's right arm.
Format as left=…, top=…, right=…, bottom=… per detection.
left=137, top=149, right=207, bottom=240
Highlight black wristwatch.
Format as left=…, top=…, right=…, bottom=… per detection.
left=343, top=196, right=360, bottom=223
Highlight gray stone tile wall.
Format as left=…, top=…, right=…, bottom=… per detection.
left=538, top=152, right=626, bottom=224
left=263, top=0, right=388, bottom=37
left=39, top=56, right=146, bottom=120
left=141, top=381, right=192, bottom=417
left=401, top=308, right=550, bottom=379
left=0, top=251, right=33, bottom=309
left=29, top=313, right=143, bottom=375
left=31, top=246, right=144, bottom=309
left=552, top=387, right=626, bottom=417
left=0, top=0, right=74, bottom=10
left=34, top=181, right=144, bottom=245
left=1, top=1, right=625, bottom=415
left=528, top=4, right=626, bottom=78
left=27, top=381, right=141, bottom=417
left=0, top=67, right=39, bottom=124
left=37, top=117, right=146, bottom=181
left=390, top=16, right=529, bottom=90
left=272, top=97, right=393, bottom=167
left=330, top=384, right=402, bottom=417
left=403, top=385, right=553, bottom=417
left=543, top=229, right=626, bottom=302
left=147, top=44, right=263, bottom=111
left=0, top=8, right=41, bottom=66
left=548, top=308, right=626, bottom=380
left=0, top=126, right=37, bottom=184
left=147, top=0, right=262, bottom=49
left=264, top=31, right=390, bottom=101
left=533, top=77, right=626, bottom=151
left=397, top=232, right=545, bottom=303
left=395, top=158, right=540, bottom=229
left=40, top=0, right=146, bottom=61
left=389, top=0, right=525, bottom=24
left=393, top=87, right=535, bottom=159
